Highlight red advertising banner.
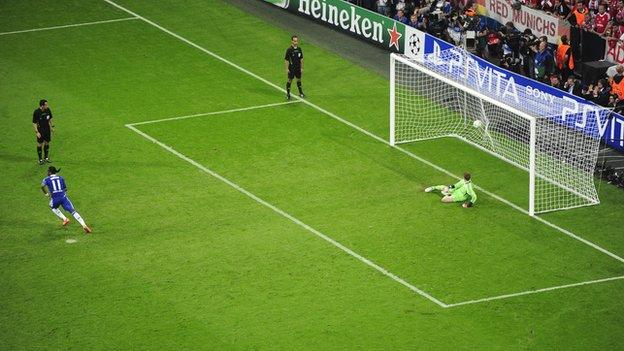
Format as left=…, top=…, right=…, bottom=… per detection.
left=476, top=0, right=570, bottom=44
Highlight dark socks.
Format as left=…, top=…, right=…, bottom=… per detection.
left=297, top=81, right=303, bottom=94
left=286, top=81, right=291, bottom=94
left=44, top=145, right=49, bottom=159
left=37, top=146, right=42, bottom=160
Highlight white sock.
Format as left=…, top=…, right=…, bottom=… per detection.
left=51, top=208, right=67, bottom=221
left=72, top=212, right=87, bottom=227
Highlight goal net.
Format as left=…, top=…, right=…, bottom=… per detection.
left=390, top=50, right=607, bottom=215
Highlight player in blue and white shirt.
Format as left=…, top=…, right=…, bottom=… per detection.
left=41, top=166, right=92, bottom=233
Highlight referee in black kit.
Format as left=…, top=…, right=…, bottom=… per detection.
left=32, top=99, right=54, bottom=165
left=284, top=35, right=305, bottom=100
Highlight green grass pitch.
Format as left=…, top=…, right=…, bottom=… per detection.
left=2, top=0, right=624, bottom=349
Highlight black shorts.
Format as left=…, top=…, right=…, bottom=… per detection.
left=37, top=131, right=51, bottom=143
left=288, top=68, right=302, bottom=80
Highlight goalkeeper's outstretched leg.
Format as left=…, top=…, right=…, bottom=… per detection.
left=424, top=185, right=451, bottom=195
left=424, top=172, right=477, bottom=208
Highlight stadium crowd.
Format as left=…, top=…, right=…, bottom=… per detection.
left=348, top=0, right=624, bottom=111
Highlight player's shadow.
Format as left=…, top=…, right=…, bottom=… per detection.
left=4, top=218, right=70, bottom=244
left=48, top=157, right=178, bottom=170
left=33, top=225, right=72, bottom=243
left=0, top=152, right=34, bottom=163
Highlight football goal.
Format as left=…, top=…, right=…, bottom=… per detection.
left=390, top=50, right=607, bottom=215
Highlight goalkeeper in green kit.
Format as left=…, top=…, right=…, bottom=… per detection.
left=424, top=172, right=477, bottom=208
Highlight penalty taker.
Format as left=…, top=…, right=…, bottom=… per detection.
left=425, top=172, right=477, bottom=208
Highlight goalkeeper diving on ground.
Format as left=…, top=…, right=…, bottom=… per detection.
left=424, top=172, right=477, bottom=208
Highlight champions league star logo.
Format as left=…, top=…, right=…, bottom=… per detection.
left=408, top=33, right=422, bottom=56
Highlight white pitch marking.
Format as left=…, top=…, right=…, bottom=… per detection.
left=103, top=0, right=624, bottom=265
left=0, top=17, right=139, bottom=36
left=128, top=100, right=300, bottom=126
left=65, top=239, right=77, bottom=244
left=446, top=275, right=624, bottom=308
left=125, top=122, right=448, bottom=308
left=106, top=0, right=624, bottom=304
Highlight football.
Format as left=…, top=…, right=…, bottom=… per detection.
left=473, top=120, right=483, bottom=128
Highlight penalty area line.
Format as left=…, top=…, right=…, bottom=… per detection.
left=125, top=123, right=448, bottom=308
left=0, top=17, right=139, bottom=36
left=445, top=275, right=624, bottom=308
left=128, top=100, right=301, bottom=126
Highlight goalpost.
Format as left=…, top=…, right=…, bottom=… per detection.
left=390, top=51, right=606, bottom=216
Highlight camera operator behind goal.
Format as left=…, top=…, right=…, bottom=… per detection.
left=426, top=0, right=453, bottom=41
left=519, top=28, right=539, bottom=78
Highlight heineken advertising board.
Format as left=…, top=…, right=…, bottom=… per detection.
left=262, top=0, right=405, bottom=52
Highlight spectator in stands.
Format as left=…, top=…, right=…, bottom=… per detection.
left=607, top=64, right=624, bottom=79
left=533, top=40, right=553, bottom=81
left=437, top=0, right=454, bottom=16
left=555, top=35, right=574, bottom=80
left=414, top=5, right=429, bottom=31
left=377, top=0, right=389, bottom=15
left=554, top=0, right=571, bottom=19
left=592, top=79, right=611, bottom=106
left=583, top=79, right=611, bottom=106
left=609, top=65, right=624, bottom=99
left=449, top=0, right=467, bottom=12
left=568, top=0, right=588, bottom=26
left=602, top=22, right=623, bottom=56
left=615, top=1, right=624, bottom=24
left=594, top=4, right=611, bottom=34
left=395, top=0, right=407, bottom=12
left=563, top=74, right=582, bottom=95
left=464, top=1, right=477, bottom=16
left=540, top=0, right=555, bottom=14
left=608, top=94, right=624, bottom=114
left=587, top=0, right=600, bottom=14
left=523, top=0, right=540, bottom=9
left=613, top=21, right=624, bottom=38
left=394, top=9, right=409, bottom=24
left=602, top=21, right=615, bottom=39
left=549, top=73, right=563, bottom=89
left=608, top=0, right=620, bottom=19
left=408, top=13, right=420, bottom=27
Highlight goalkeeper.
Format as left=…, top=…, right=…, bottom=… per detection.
left=424, top=172, right=477, bottom=208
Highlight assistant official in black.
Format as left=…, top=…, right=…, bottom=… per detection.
left=32, top=99, right=53, bottom=165
left=284, top=35, right=305, bottom=100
